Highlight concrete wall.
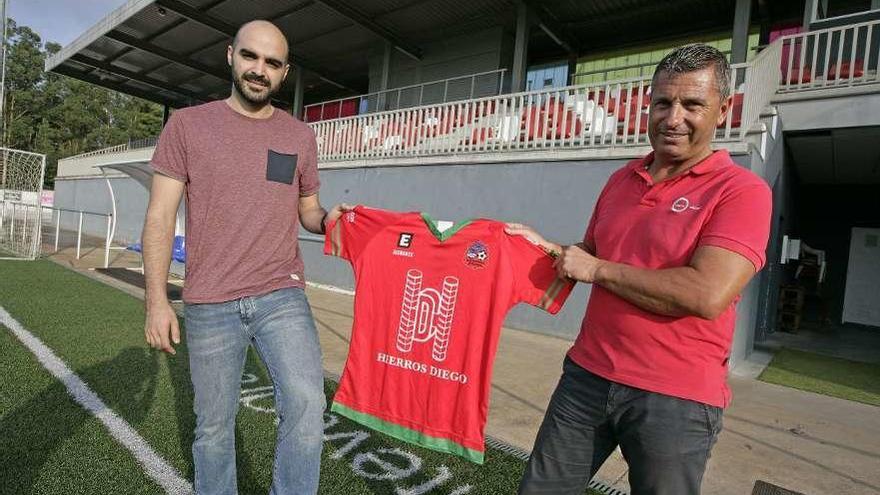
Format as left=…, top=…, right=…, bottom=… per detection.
left=752, top=117, right=790, bottom=344
left=776, top=91, right=880, bottom=131
left=53, top=176, right=148, bottom=246
left=726, top=149, right=774, bottom=368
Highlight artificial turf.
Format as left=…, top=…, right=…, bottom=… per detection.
left=759, top=348, right=880, bottom=407
left=1, top=259, right=601, bottom=494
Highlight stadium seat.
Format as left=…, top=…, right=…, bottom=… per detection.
left=547, top=108, right=583, bottom=140
left=783, top=65, right=812, bottom=85
left=465, top=126, right=495, bottom=145
left=520, top=105, right=546, bottom=141
left=621, top=103, right=649, bottom=136
left=172, top=235, right=186, bottom=263
left=717, top=93, right=744, bottom=129
left=127, top=242, right=142, bottom=253
left=827, top=60, right=864, bottom=80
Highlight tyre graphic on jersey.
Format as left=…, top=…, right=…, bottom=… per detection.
left=396, top=269, right=459, bottom=362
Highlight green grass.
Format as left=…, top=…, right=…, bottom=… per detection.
left=759, top=348, right=880, bottom=407
left=0, top=259, right=602, bottom=494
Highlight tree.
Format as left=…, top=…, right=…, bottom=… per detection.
left=2, top=18, right=164, bottom=188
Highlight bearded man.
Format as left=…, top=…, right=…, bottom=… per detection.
left=142, top=20, right=348, bottom=494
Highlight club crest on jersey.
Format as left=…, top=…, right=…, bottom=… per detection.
left=345, top=211, right=356, bottom=223
left=464, top=241, right=489, bottom=269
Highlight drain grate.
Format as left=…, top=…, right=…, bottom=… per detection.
left=752, top=480, right=806, bottom=495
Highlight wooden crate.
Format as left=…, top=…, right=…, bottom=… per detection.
left=779, top=285, right=805, bottom=309
left=778, top=310, right=802, bottom=332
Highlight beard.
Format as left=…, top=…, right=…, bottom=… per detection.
left=231, top=65, right=278, bottom=106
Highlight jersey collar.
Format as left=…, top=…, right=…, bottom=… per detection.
left=420, top=213, right=473, bottom=242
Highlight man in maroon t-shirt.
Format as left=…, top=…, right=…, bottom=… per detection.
left=143, top=20, right=349, bottom=494
left=509, top=45, right=771, bottom=494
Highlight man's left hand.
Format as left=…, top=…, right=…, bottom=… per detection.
left=555, top=244, right=604, bottom=283
left=324, top=203, right=355, bottom=231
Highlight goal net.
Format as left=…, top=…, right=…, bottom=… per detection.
left=0, top=147, right=47, bottom=260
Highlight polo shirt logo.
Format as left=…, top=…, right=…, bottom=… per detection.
left=671, top=197, right=702, bottom=213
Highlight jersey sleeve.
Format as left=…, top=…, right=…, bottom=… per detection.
left=324, top=205, right=401, bottom=262
left=697, top=181, right=772, bottom=271
left=504, top=232, right=574, bottom=314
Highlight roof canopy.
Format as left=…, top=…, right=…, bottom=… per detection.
left=45, top=0, right=801, bottom=108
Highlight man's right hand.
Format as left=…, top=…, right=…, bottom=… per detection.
left=144, top=301, right=180, bottom=355
left=504, top=223, right=561, bottom=257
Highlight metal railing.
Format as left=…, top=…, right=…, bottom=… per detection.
left=40, top=205, right=114, bottom=268
left=61, top=136, right=160, bottom=162
left=778, top=17, right=880, bottom=92
left=304, top=69, right=507, bottom=122
left=310, top=64, right=752, bottom=163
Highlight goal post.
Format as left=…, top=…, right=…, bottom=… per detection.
left=0, top=147, right=48, bottom=260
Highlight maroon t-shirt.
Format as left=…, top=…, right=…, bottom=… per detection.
left=150, top=100, right=320, bottom=303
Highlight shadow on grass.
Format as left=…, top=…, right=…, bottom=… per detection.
left=0, top=347, right=160, bottom=493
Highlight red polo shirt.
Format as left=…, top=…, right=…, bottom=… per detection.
left=567, top=150, right=772, bottom=407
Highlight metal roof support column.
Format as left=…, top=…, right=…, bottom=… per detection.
left=803, top=0, right=820, bottom=28
left=731, top=0, right=752, bottom=64
left=379, top=41, right=392, bottom=111
left=511, top=1, right=530, bottom=93
left=162, top=105, right=170, bottom=125
left=292, top=64, right=305, bottom=119
left=567, top=52, right=578, bottom=86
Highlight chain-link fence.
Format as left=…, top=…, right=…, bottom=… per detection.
left=0, top=148, right=48, bottom=260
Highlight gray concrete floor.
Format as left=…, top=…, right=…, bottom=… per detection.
left=40, top=250, right=880, bottom=495
left=759, top=325, right=880, bottom=365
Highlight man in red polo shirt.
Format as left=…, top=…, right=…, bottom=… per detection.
left=509, top=44, right=772, bottom=494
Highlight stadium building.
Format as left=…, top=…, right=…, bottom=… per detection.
left=43, top=0, right=880, bottom=369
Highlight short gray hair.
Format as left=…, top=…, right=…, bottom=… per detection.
left=652, top=43, right=731, bottom=98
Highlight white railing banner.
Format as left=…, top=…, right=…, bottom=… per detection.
left=738, top=40, right=783, bottom=139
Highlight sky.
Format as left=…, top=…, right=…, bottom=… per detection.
left=8, top=0, right=129, bottom=47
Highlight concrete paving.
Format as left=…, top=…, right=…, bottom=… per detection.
left=37, top=250, right=880, bottom=495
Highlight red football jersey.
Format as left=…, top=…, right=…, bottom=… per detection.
left=324, top=206, right=573, bottom=463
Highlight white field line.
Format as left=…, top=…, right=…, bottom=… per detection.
left=0, top=306, right=193, bottom=494
left=306, top=281, right=355, bottom=296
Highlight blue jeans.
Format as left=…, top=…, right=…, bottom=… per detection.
left=184, top=287, right=325, bottom=495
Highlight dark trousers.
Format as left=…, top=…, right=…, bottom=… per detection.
left=519, top=357, right=723, bottom=495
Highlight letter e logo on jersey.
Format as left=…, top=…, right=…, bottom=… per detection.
left=398, top=233, right=414, bottom=248
left=396, top=269, right=458, bottom=362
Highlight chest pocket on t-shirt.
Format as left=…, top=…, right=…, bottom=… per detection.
left=266, top=149, right=298, bottom=184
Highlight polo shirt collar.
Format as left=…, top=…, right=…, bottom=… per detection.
left=632, top=149, right=730, bottom=181
left=689, top=149, right=730, bottom=175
